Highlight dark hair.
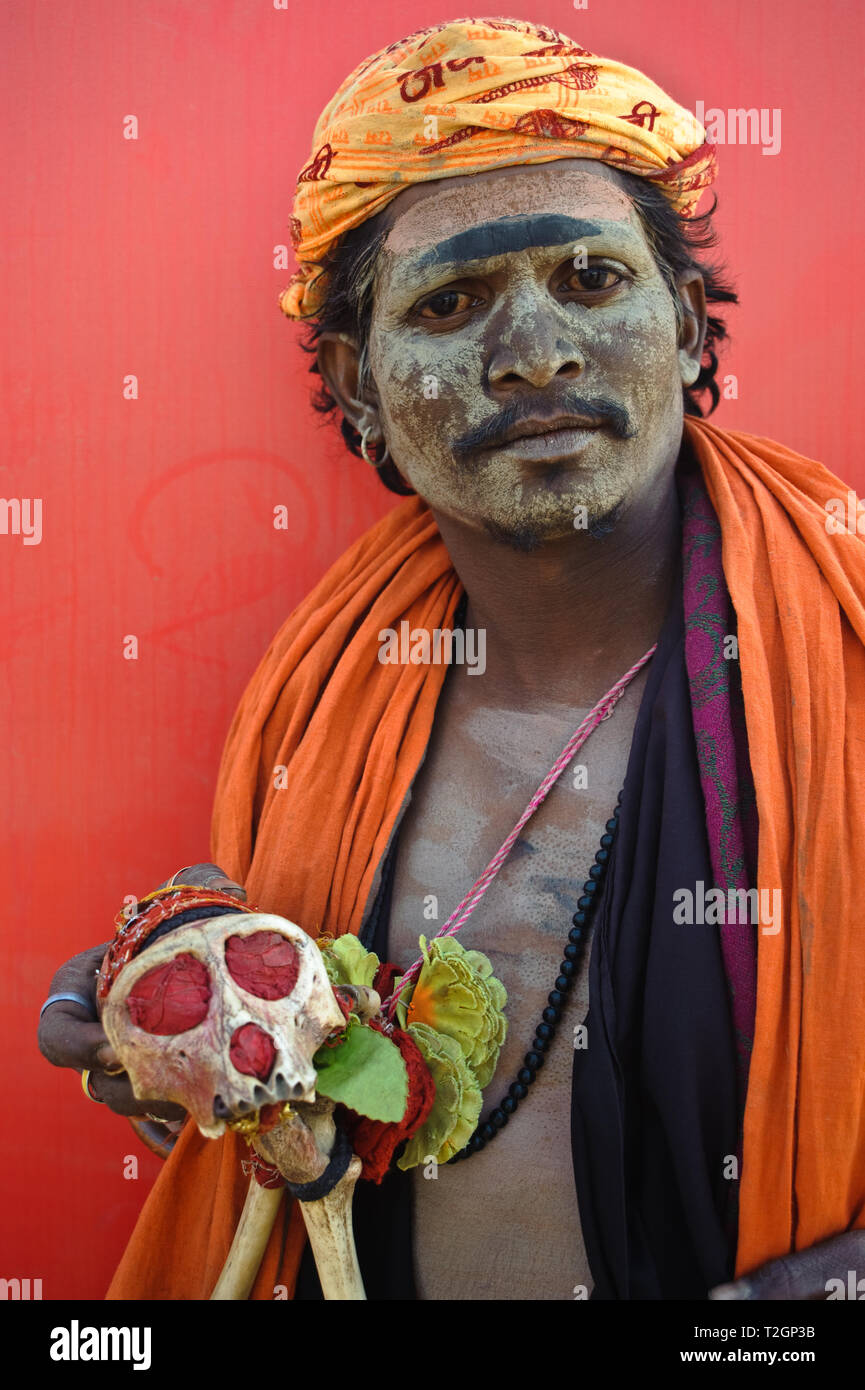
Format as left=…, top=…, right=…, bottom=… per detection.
left=296, top=170, right=739, bottom=496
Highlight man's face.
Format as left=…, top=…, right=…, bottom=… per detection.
left=363, top=158, right=704, bottom=549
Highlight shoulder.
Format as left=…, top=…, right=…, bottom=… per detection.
left=683, top=416, right=862, bottom=530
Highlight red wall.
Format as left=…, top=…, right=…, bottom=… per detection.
left=3, top=0, right=862, bottom=1299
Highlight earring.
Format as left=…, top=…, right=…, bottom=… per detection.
left=360, top=425, right=390, bottom=467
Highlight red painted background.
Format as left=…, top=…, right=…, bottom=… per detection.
left=3, top=0, right=862, bottom=1299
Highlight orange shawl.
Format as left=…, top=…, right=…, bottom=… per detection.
left=106, top=415, right=865, bottom=1298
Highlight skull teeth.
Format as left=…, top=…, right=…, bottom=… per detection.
left=273, top=1072, right=308, bottom=1101
left=208, top=1077, right=314, bottom=1130
left=213, top=1093, right=261, bottom=1121
left=212, top=1079, right=307, bottom=1122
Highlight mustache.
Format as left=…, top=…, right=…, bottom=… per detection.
left=452, top=396, right=636, bottom=462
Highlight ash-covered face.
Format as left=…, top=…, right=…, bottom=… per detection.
left=355, top=158, right=705, bottom=549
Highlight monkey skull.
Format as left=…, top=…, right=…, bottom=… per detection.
left=100, top=912, right=345, bottom=1138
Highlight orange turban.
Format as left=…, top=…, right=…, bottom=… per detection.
left=279, top=16, right=718, bottom=321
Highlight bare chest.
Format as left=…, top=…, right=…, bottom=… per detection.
left=384, top=668, right=648, bottom=1300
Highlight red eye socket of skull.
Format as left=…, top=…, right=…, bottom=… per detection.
left=126, top=953, right=211, bottom=1035
left=224, top=931, right=300, bottom=999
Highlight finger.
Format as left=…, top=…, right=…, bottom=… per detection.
left=47, top=941, right=112, bottom=1000
left=157, top=863, right=246, bottom=900
left=710, top=1231, right=865, bottom=1301
left=86, top=1068, right=186, bottom=1121
left=128, top=1116, right=182, bottom=1160
left=39, top=1012, right=119, bottom=1072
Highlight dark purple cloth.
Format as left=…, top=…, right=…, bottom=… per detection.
left=679, top=463, right=759, bottom=1246
left=571, top=450, right=758, bottom=1298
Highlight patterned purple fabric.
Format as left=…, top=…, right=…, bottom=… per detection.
left=680, top=463, right=759, bottom=1109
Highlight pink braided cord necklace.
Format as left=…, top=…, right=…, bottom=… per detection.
left=382, top=641, right=657, bottom=1021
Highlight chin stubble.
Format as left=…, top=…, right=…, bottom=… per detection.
left=481, top=496, right=626, bottom=552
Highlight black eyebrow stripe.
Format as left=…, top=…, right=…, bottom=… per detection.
left=409, top=214, right=606, bottom=274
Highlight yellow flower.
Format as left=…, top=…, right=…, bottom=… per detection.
left=398, top=1023, right=482, bottom=1168
left=402, top=936, right=507, bottom=1089
left=320, top=935, right=379, bottom=990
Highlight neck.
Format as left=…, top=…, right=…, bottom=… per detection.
left=430, top=470, right=682, bottom=710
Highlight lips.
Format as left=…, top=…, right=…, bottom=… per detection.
left=492, top=415, right=604, bottom=448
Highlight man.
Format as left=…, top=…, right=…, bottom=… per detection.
left=39, top=18, right=865, bottom=1300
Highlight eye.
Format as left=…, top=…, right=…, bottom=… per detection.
left=561, top=266, right=625, bottom=294
left=127, top=954, right=211, bottom=1034
left=415, top=288, right=481, bottom=320
left=225, top=931, right=300, bottom=1000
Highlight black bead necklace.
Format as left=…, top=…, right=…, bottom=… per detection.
left=448, top=786, right=623, bottom=1163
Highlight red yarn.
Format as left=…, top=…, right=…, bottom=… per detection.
left=225, top=931, right=300, bottom=1000
left=241, top=1148, right=283, bottom=1189
left=342, top=1023, right=435, bottom=1184
left=372, top=960, right=402, bottom=1002
left=256, top=1102, right=287, bottom=1136
left=127, top=955, right=211, bottom=1035
left=229, top=1022, right=276, bottom=1080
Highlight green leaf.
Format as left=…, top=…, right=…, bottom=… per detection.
left=313, top=1022, right=408, bottom=1123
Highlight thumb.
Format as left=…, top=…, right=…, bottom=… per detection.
left=95, top=1042, right=122, bottom=1070
left=210, top=876, right=247, bottom=900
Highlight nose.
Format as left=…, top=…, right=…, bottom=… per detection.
left=487, top=291, right=586, bottom=391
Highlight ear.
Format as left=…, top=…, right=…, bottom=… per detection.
left=315, top=331, right=415, bottom=495
left=315, top=332, right=383, bottom=443
left=676, top=270, right=708, bottom=388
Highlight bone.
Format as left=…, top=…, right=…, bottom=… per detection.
left=294, top=1154, right=365, bottom=1301
left=100, top=910, right=366, bottom=1300
left=253, top=1098, right=334, bottom=1183
left=210, top=1179, right=284, bottom=1301
left=253, top=1098, right=366, bottom=1300
left=209, top=1107, right=367, bottom=1300
left=338, top=984, right=381, bottom=1022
